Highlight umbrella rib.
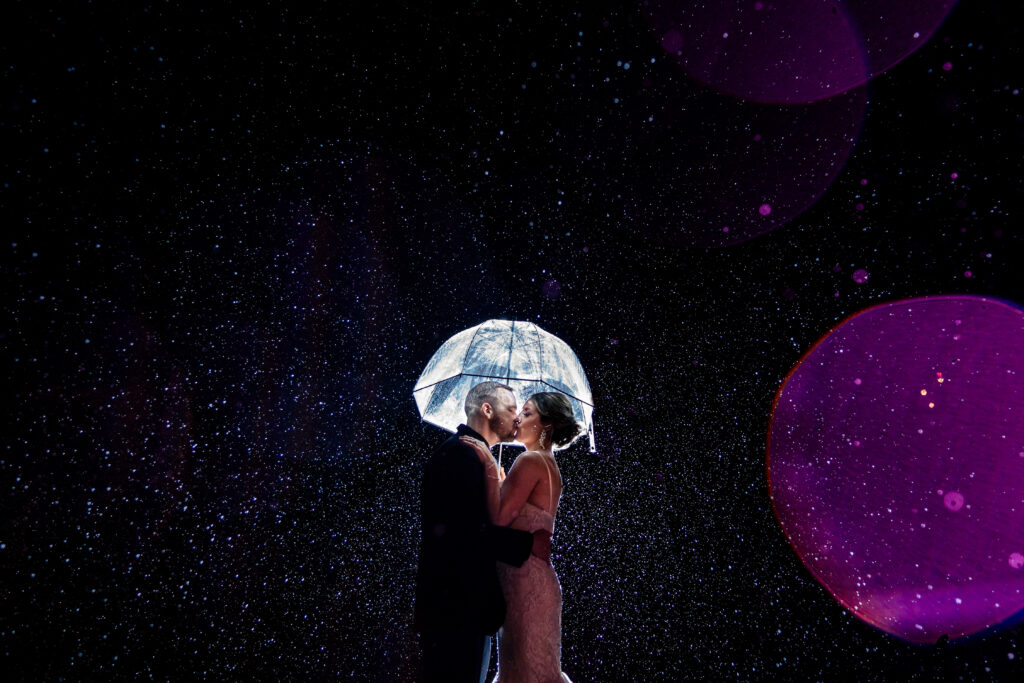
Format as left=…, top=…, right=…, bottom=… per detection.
left=504, top=320, right=516, bottom=383
left=415, top=371, right=569, bottom=393
left=538, top=380, right=594, bottom=407
left=460, top=322, right=485, bottom=379
left=412, top=374, right=462, bottom=393
left=536, top=323, right=543, bottom=393
left=460, top=372, right=547, bottom=382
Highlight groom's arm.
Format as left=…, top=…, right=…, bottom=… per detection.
left=483, top=521, right=534, bottom=567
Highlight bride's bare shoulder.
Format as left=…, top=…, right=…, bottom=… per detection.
left=513, top=451, right=559, bottom=476
left=512, top=451, right=546, bottom=468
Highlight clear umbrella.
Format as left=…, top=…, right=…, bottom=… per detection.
left=414, top=319, right=595, bottom=454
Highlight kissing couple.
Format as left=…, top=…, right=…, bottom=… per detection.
left=415, top=381, right=580, bottom=682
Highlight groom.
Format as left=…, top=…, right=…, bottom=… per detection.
left=415, top=381, right=552, bottom=683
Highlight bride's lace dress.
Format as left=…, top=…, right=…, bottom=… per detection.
left=493, top=501, right=572, bottom=683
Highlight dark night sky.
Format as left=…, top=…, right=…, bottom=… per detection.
left=3, top=1, right=1023, bottom=680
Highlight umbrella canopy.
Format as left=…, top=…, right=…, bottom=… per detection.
left=414, top=319, right=595, bottom=452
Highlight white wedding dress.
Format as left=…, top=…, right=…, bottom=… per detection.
left=493, top=501, right=572, bottom=683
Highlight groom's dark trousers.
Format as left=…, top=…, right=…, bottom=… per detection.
left=414, top=424, right=533, bottom=683
left=421, top=627, right=491, bottom=683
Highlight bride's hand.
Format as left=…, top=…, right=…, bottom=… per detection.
left=460, top=436, right=495, bottom=471
left=498, top=466, right=506, bottom=483
left=462, top=436, right=500, bottom=521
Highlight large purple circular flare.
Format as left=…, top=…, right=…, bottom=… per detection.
left=644, top=0, right=957, bottom=104
left=768, top=296, right=1024, bottom=643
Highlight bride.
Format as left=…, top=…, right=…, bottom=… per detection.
left=461, top=391, right=581, bottom=683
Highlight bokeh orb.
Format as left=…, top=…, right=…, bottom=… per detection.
left=591, top=83, right=866, bottom=248
left=768, top=296, right=1024, bottom=643
left=644, top=0, right=957, bottom=104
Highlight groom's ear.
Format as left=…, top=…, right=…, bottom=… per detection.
left=480, top=402, right=493, bottom=419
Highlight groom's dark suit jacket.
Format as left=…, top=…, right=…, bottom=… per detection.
left=414, top=424, right=534, bottom=635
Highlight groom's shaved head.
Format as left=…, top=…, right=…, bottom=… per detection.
left=464, top=381, right=514, bottom=418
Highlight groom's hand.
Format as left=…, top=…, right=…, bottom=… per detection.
left=531, top=529, right=552, bottom=563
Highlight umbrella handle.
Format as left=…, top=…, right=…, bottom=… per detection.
left=588, top=422, right=596, bottom=453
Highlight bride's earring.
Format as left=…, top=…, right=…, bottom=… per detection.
left=539, top=429, right=549, bottom=451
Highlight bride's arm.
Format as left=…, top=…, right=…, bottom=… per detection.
left=459, top=436, right=500, bottom=521
left=495, top=453, right=542, bottom=527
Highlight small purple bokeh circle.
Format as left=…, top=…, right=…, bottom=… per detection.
left=768, top=296, right=1024, bottom=643
left=943, top=491, right=965, bottom=512
left=542, top=279, right=562, bottom=299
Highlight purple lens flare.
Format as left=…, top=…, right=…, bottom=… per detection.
left=644, top=0, right=957, bottom=104
left=768, top=296, right=1024, bottom=643
left=595, top=83, right=866, bottom=248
